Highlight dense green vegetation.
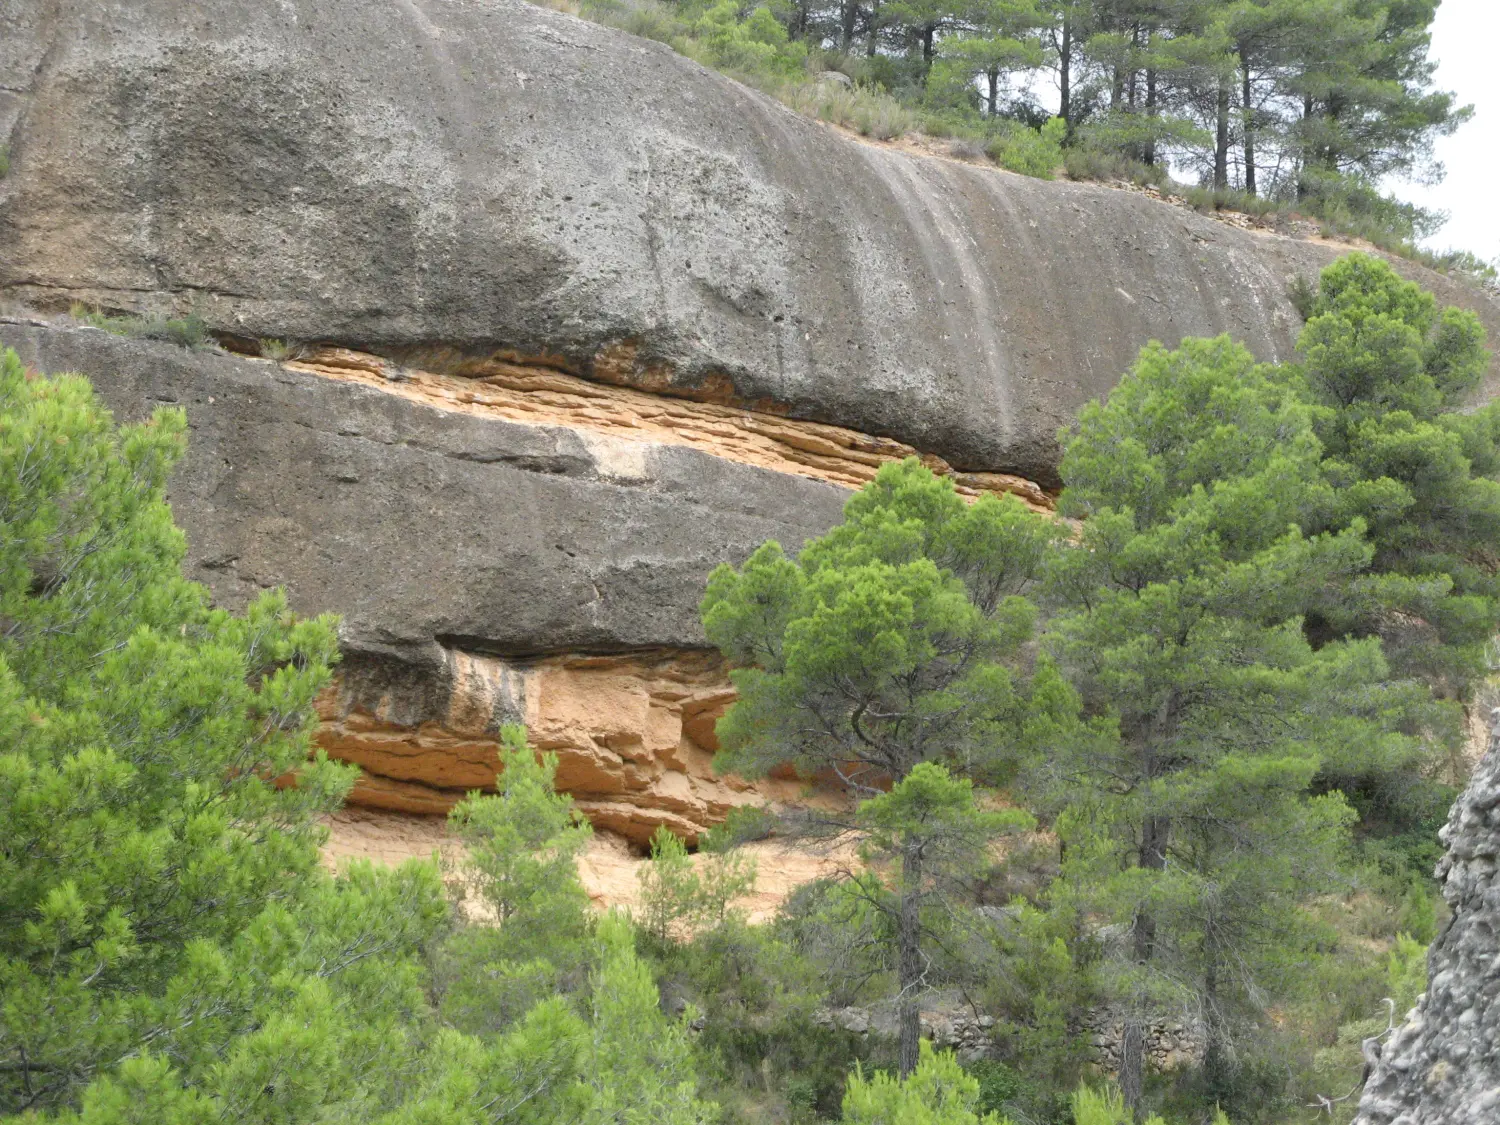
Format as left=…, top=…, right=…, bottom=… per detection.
left=1, top=252, right=1493, bottom=1123
left=549, top=0, right=1489, bottom=270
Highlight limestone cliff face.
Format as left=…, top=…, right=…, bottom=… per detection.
left=5, top=0, right=1500, bottom=865
left=1353, top=715, right=1500, bottom=1125
left=5, top=0, right=1498, bottom=488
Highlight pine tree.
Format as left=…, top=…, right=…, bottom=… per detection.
left=1273, top=253, right=1497, bottom=831
left=1040, top=334, right=1421, bottom=1114
left=1293, top=0, right=1469, bottom=198
left=936, top=0, right=1048, bottom=115
left=436, top=724, right=595, bottom=1032
left=842, top=1040, right=1012, bottom=1123
left=1290, top=253, right=1497, bottom=685
left=0, top=348, right=371, bottom=1112
left=701, top=458, right=1070, bottom=1075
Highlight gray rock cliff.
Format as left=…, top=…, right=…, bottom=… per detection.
left=4, top=0, right=1497, bottom=485
left=0, top=322, right=849, bottom=663
left=1353, top=716, right=1500, bottom=1125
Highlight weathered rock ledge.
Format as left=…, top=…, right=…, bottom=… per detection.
left=6, top=0, right=1498, bottom=486
left=280, top=345, right=1053, bottom=510
left=319, top=644, right=804, bottom=843
left=0, top=321, right=869, bottom=839
left=1353, top=713, right=1500, bottom=1125
left=0, top=320, right=852, bottom=659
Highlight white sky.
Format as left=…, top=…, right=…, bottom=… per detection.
left=1388, top=0, right=1500, bottom=260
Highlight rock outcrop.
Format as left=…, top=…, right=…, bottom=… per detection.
left=5, top=0, right=1498, bottom=488
left=0, top=320, right=859, bottom=836
left=319, top=644, right=809, bottom=843
left=1353, top=713, right=1500, bottom=1125
left=5, top=0, right=1500, bottom=851
left=275, top=345, right=1054, bottom=509
left=0, top=321, right=850, bottom=661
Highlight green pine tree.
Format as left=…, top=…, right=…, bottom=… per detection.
left=842, top=1040, right=1012, bottom=1124
left=0, top=347, right=360, bottom=1112
left=1290, top=252, right=1497, bottom=690
left=435, top=724, right=595, bottom=1032
left=701, top=459, right=1069, bottom=1075
left=1041, top=333, right=1422, bottom=1114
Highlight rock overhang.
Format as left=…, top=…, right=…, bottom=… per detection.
left=5, top=0, right=1498, bottom=488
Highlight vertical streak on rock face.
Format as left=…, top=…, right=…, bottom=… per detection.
left=850, top=147, right=1014, bottom=447
left=1354, top=710, right=1500, bottom=1125
left=7, top=1, right=1499, bottom=493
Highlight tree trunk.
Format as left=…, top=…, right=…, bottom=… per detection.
left=1144, top=65, right=1157, bottom=165
left=1203, top=956, right=1229, bottom=1100
left=1059, top=16, right=1071, bottom=130
left=1298, top=91, right=1314, bottom=198
left=841, top=0, right=858, bottom=52
left=1241, top=50, right=1256, bottom=195
left=897, top=841, right=924, bottom=1077
left=866, top=0, right=879, bottom=57
left=922, top=23, right=936, bottom=70
left=792, top=0, right=809, bottom=40
left=987, top=69, right=999, bottom=116
left=1214, top=79, right=1231, bottom=190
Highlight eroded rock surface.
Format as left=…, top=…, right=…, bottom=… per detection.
left=318, top=645, right=809, bottom=843
left=283, top=346, right=1053, bottom=509
left=1353, top=712, right=1500, bottom=1125
left=5, top=0, right=1497, bottom=485
left=0, top=322, right=868, bottom=838
left=0, top=322, right=849, bottom=662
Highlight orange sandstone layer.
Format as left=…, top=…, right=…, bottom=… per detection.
left=315, top=648, right=813, bottom=845
left=280, top=346, right=1054, bottom=511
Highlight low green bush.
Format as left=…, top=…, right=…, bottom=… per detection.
left=987, top=116, right=1065, bottom=179
left=70, top=302, right=214, bottom=349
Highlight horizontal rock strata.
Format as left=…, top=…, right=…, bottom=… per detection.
left=0, top=321, right=851, bottom=659
left=281, top=346, right=1053, bottom=509
left=0, top=322, right=880, bottom=836
left=318, top=645, right=807, bottom=843
left=6, top=0, right=1497, bottom=487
